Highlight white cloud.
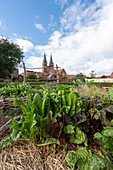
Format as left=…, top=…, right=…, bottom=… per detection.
left=0, top=36, right=7, bottom=40
left=35, top=15, right=39, bottom=19
left=55, top=0, right=68, bottom=9
left=28, top=0, right=113, bottom=76
left=26, top=56, right=43, bottom=72
left=16, top=39, right=34, bottom=53
left=34, top=23, right=46, bottom=32
left=48, top=15, right=57, bottom=29
left=0, top=20, right=6, bottom=30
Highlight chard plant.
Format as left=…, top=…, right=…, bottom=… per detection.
left=66, top=147, right=113, bottom=170
left=0, top=92, right=51, bottom=148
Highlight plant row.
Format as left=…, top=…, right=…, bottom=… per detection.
left=0, top=84, right=113, bottom=169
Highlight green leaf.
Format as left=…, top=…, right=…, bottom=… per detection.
left=42, top=92, right=51, bottom=116
left=89, top=108, right=101, bottom=120
left=27, top=93, right=32, bottom=106
left=90, top=154, right=113, bottom=170
left=66, top=152, right=77, bottom=169
left=29, top=114, right=37, bottom=138
left=70, top=127, right=88, bottom=146
left=35, top=85, right=45, bottom=91
left=69, top=93, right=76, bottom=117
left=66, top=93, right=72, bottom=108
left=33, top=93, right=43, bottom=116
left=94, top=132, right=113, bottom=154
left=0, top=129, right=21, bottom=149
left=109, top=89, right=113, bottom=101
left=111, top=119, right=113, bottom=126
left=76, top=107, right=81, bottom=114
left=63, top=125, right=75, bottom=134
left=102, top=126, right=113, bottom=138
left=13, top=98, right=29, bottom=115
left=37, top=138, right=60, bottom=146
left=11, top=129, right=21, bottom=142
left=0, top=137, right=12, bottom=149
left=66, top=147, right=92, bottom=170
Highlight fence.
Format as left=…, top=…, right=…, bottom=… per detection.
left=0, top=97, right=28, bottom=126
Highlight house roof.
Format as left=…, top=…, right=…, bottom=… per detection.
left=109, top=72, right=113, bottom=78
left=58, top=69, right=64, bottom=73
left=43, top=72, right=50, bottom=76
left=20, top=71, right=42, bottom=77
left=47, top=71, right=57, bottom=79
left=67, top=75, right=76, bottom=79
left=100, top=75, right=109, bottom=78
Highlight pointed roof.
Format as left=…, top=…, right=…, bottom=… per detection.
left=43, top=53, right=47, bottom=63
left=50, top=54, right=53, bottom=64
left=109, top=72, right=113, bottom=78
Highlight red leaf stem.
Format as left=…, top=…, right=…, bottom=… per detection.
left=60, top=138, right=63, bottom=149
left=91, top=112, right=95, bottom=122
left=53, top=127, right=58, bottom=139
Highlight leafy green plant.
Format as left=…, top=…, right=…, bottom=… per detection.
left=69, top=127, right=88, bottom=146
left=66, top=147, right=113, bottom=170
left=0, top=93, right=51, bottom=148
left=1, top=84, right=113, bottom=169
left=94, top=126, right=113, bottom=155
left=0, top=82, right=34, bottom=98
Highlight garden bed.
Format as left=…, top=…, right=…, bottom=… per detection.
left=0, top=83, right=113, bottom=169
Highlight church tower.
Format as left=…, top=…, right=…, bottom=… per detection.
left=42, top=53, right=47, bottom=73
left=49, top=54, right=54, bottom=69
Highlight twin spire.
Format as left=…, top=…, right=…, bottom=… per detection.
left=43, top=53, right=53, bottom=64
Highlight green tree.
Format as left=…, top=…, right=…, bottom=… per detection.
left=27, top=72, right=37, bottom=80
left=90, top=70, right=96, bottom=78
left=0, top=38, right=24, bottom=78
left=76, top=72, right=85, bottom=82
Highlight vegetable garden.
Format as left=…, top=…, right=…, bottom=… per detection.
left=0, top=82, right=113, bottom=169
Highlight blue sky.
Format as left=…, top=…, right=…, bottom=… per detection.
left=0, top=0, right=113, bottom=76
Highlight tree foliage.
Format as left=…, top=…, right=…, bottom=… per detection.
left=0, top=38, right=24, bottom=78
left=90, top=70, right=96, bottom=78
left=76, top=72, right=85, bottom=82
left=27, top=72, right=37, bottom=80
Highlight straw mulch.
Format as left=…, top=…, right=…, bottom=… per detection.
left=0, top=139, right=70, bottom=170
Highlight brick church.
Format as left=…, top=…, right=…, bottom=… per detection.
left=42, top=53, right=67, bottom=80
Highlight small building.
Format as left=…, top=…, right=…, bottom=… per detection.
left=11, top=69, right=19, bottom=80
left=20, top=70, right=43, bottom=79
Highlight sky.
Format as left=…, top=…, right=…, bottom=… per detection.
left=0, top=0, right=113, bottom=76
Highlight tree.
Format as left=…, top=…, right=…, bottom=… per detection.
left=0, top=38, right=24, bottom=79
left=27, top=72, right=37, bottom=80
left=76, top=72, right=85, bottom=82
left=90, top=70, right=96, bottom=78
